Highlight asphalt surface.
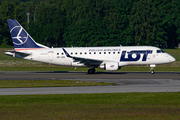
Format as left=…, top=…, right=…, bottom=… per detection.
left=0, top=71, right=180, bottom=95
left=0, top=71, right=180, bottom=80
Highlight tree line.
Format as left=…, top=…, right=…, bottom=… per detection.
left=0, top=0, right=179, bottom=48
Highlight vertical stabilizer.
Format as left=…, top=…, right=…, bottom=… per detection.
left=7, top=19, right=48, bottom=51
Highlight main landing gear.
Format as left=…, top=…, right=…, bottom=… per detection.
left=88, top=68, right=96, bottom=74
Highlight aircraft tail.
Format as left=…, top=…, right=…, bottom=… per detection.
left=7, top=19, right=48, bottom=51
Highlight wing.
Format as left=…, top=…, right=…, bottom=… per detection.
left=62, top=48, right=103, bottom=66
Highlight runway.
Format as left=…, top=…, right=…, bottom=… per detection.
left=0, top=71, right=180, bottom=95
left=0, top=71, right=180, bottom=80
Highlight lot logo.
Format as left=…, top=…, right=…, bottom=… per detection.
left=120, top=50, right=152, bottom=62
left=11, top=26, right=28, bottom=45
left=110, top=65, right=114, bottom=68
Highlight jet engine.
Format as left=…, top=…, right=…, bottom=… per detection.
left=99, top=62, right=119, bottom=71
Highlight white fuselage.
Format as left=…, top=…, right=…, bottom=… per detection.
left=12, top=46, right=175, bottom=69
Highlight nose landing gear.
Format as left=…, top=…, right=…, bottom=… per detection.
left=150, top=64, right=156, bottom=74
left=150, top=69, right=154, bottom=74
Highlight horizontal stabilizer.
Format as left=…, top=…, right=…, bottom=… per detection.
left=5, top=50, right=31, bottom=57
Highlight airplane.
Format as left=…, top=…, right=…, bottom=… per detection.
left=5, top=19, right=176, bottom=74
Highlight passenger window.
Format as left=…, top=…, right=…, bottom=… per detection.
left=118, top=52, right=120, bottom=54
left=71, top=53, right=73, bottom=55
left=99, top=52, right=101, bottom=54
left=89, top=52, right=91, bottom=54
left=85, top=52, right=87, bottom=55
left=109, top=52, right=111, bottom=54
left=113, top=52, right=115, bottom=54
left=57, top=53, right=59, bottom=55
left=80, top=52, right=82, bottom=55
left=61, top=53, right=64, bottom=55
left=104, top=52, right=106, bottom=54
left=75, top=52, right=77, bottom=55
left=94, top=52, right=96, bottom=54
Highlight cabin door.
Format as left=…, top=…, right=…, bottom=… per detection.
left=48, top=51, right=54, bottom=61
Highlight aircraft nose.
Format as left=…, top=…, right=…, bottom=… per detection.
left=168, top=56, right=176, bottom=62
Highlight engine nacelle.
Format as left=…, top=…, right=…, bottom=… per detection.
left=99, top=62, right=119, bottom=71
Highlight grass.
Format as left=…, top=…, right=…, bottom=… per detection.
left=0, top=48, right=180, bottom=71
left=0, top=80, right=113, bottom=88
left=0, top=93, right=180, bottom=120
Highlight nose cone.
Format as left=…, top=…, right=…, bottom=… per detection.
left=169, top=56, right=176, bottom=62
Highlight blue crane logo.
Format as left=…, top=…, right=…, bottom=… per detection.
left=10, top=26, right=28, bottom=45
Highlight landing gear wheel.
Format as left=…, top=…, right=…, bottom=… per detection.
left=88, top=69, right=93, bottom=74
left=150, top=70, right=154, bottom=74
left=88, top=68, right=96, bottom=74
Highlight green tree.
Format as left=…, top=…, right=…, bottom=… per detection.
left=0, top=0, right=21, bottom=46
left=0, top=0, right=179, bottom=48
left=175, top=0, right=180, bottom=47
left=114, top=0, right=137, bottom=46
left=130, top=0, right=160, bottom=46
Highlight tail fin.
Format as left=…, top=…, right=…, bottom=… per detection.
left=7, top=19, right=48, bottom=51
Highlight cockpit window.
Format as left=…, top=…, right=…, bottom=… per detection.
left=157, top=50, right=161, bottom=53
left=161, top=50, right=166, bottom=53
left=157, top=49, right=166, bottom=53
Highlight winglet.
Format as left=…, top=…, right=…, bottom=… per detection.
left=62, top=48, right=71, bottom=57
